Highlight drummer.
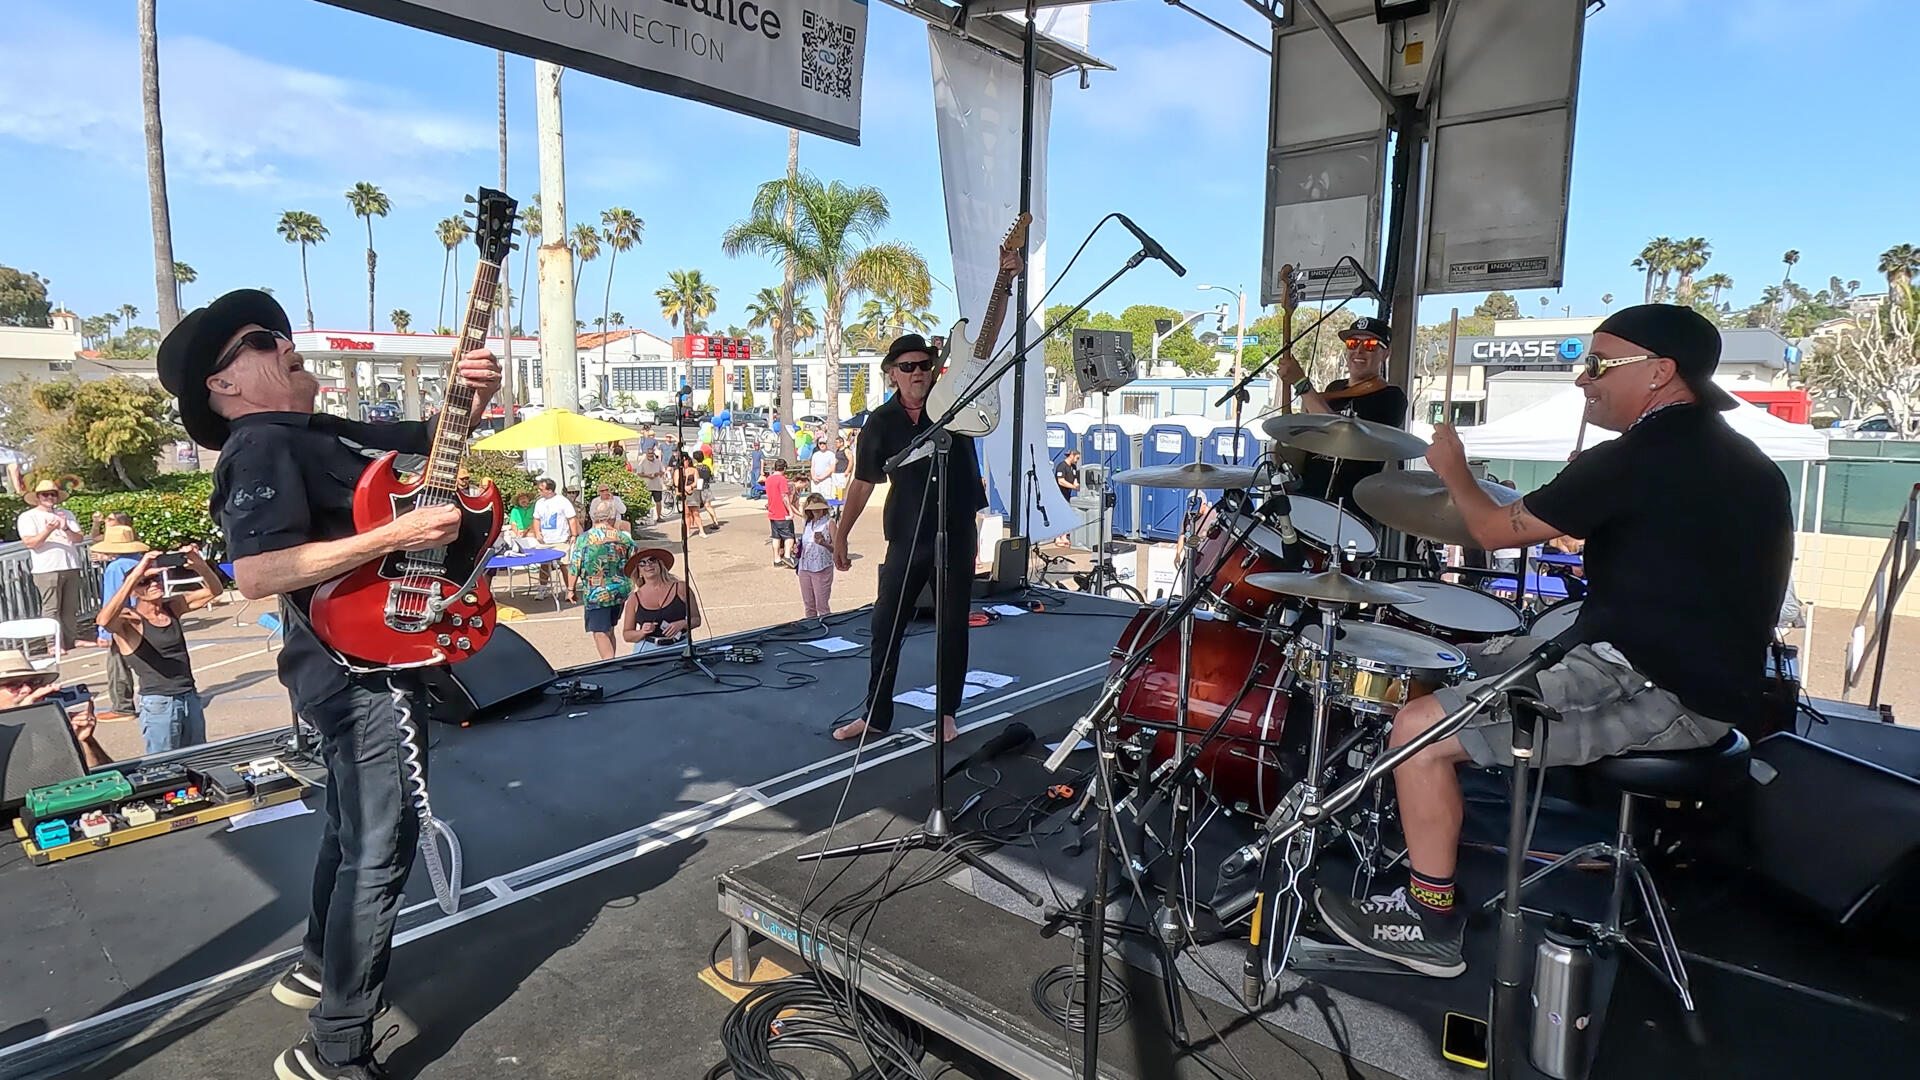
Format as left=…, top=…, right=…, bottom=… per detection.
left=1279, top=316, right=1408, bottom=517
left=1311, top=304, right=1792, bottom=979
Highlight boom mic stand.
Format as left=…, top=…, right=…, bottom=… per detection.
left=797, top=244, right=1163, bottom=900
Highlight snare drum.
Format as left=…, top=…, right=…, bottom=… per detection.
left=1380, top=580, right=1525, bottom=644
left=1289, top=621, right=1468, bottom=715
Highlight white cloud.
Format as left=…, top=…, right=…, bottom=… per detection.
left=0, top=4, right=491, bottom=204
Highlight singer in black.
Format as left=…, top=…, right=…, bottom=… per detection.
left=1278, top=316, right=1407, bottom=516
left=1310, top=305, right=1792, bottom=978
left=832, top=251, right=1020, bottom=744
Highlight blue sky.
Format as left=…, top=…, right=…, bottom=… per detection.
left=1, top=0, right=1912, bottom=339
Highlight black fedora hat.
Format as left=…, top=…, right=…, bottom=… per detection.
left=881, top=333, right=935, bottom=368
left=157, top=288, right=292, bottom=450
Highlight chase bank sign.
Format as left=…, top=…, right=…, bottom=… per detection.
left=1469, top=336, right=1586, bottom=362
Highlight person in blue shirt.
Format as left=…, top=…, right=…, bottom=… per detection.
left=90, top=516, right=146, bottom=719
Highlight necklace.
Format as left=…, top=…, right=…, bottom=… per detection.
left=1630, top=400, right=1688, bottom=431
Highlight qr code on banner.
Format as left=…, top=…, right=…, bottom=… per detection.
left=800, top=10, right=857, bottom=100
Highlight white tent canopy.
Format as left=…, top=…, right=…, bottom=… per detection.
left=1457, top=388, right=1830, bottom=463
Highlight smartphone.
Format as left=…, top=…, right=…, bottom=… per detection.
left=1442, top=1012, right=1489, bottom=1069
left=152, top=552, right=190, bottom=570
left=55, top=683, right=93, bottom=709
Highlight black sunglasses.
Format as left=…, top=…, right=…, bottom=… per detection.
left=215, top=328, right=291, bottom=372
left=892, top=359, right=937, bottom=374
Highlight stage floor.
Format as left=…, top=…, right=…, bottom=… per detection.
left=3, top=590, right=1915, bottom=1080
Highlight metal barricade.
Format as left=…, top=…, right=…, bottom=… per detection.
left=0, top=541, right=106, bottom=625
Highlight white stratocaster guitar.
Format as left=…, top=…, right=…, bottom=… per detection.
left=923, top=213, right=1031, bottom=437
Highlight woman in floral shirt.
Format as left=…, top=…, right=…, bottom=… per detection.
left=567, top=503, right=638, bottom=659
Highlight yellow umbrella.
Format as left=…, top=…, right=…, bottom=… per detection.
left=470, top=409, right=642, bottom=488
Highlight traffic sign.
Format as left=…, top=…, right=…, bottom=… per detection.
left=1217, top=335, right=1261, bottom=348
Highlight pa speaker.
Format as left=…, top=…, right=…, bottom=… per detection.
left=0, top=702, right=86, bottom=812
left=419, top=625, right=555, bottom=725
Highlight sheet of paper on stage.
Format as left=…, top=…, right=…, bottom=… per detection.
left=227, top=800, right=314, bottom=832
left=966, top=670, right=1017, bottom=689
left=895, top=683, right=990, bottom=710
left=987, top=604, right=1029, bottom=617
left=805, top=636, right=861, bottom=653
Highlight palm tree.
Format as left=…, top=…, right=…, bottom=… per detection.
left=1634, top=237, right=1675, bottom=305
left=346, top=182, right=391, bottom=333
left=656, top=269, right=719, bottom=335
left=516, top=194, right=541, bottom=388
left=391, top=309, right=412, bottom=333
left=138, top=0, right=180, bottom=334
left=1600, top=292, right=1614, bottom=313
left=434, top=216, right=469, bottom=330
left=596, top=207, right=644, bottom=402
left=856, top=291, right=937, bottom=341
left=118, top=304, right=140, bottom=330
left=723, top=173, right=930, bottom=431
left=1697, top=273, right=1734, bottom=306
left=1671, top=237, right=1711, bottom=302
left=778, top=127, right=800, bottom=458
left=1776, top=249, right=1800, bottom=326
left=571, top=222, right=601, bottom=284
left=1878, top=243, right=1920, bottom=297
left=743, top=286, right=819, bottom=352
left=172, top=261, right=196, bottom=309
left=274, top=210, right=326, bottom=330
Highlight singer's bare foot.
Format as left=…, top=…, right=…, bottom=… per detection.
left=833, top=719, right=871, bottom=741
left=942, top=715, right=959, bottom=743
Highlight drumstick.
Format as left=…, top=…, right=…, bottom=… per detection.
left=1443, top=308, right=1458, bottom=422
left=1573, top=412, right=1589, bottom=455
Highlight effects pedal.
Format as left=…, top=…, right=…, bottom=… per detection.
left=77, top=810, right=111, bottom=839
left=33, top=819, right=72, bottom=849
left=121, top=801, right=157, bottom=827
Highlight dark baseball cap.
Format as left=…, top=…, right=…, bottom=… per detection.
left=156, top=288, right=293, bottom=449
left=882, top=333, right=936, bottom=368
left=1592, top=303, right=1736, bottom=411
left=1340, top=317, right=1391, bottom=348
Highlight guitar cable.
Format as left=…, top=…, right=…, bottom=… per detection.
left=390, top=677, right=464, bottom=915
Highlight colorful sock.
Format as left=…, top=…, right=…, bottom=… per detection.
left=1408, top=870, right=1456, bottom=915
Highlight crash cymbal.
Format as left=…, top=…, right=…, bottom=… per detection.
left=1113, top=462, right=1264, bottom=490
left=1240, top=569, right=1422, bottom=607
left=1260, top=412, right=1429, bottom=462
left=1352, top=470, right=1524, bottom=548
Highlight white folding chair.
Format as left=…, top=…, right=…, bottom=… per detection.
left=0, top=616, right=65, bottom=664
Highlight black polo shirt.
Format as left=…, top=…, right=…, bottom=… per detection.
left=1524, top=403, right=1792, bottom=724
left=212, top=412, right=433, bottom=714
left=1299, top=380, right=1408, bottom=512
left=854, top=394, right=988, bottom=552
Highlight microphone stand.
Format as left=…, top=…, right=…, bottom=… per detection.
left=1211, top=294, right=1364, bottom=414
left=670, top=382, right=718, bottom=683
left=796, top=244, right=1159, bottom=897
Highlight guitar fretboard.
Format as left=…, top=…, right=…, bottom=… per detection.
left=418, top=258, right=499, bottom=509
left=972, top=260, right=1018, bottom=361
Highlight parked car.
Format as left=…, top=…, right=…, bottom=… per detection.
left=363, top=402, right=401, bottom=423
left=734, top=407, right=773, bottom=428
left=618, top=409, right=657, bottom=426
left=1827, top=415, right=1909, bottom=440
left=659, top=403, right=707, bottom=426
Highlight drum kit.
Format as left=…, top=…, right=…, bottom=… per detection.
left=1067, top=409, right=1571, bottom=1004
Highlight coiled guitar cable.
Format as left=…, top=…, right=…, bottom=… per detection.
left=390, top=677, right=463, bottom=914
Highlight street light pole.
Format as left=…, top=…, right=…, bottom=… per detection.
left=1152, top=305, right=1229, bottom=368
left=1198, top=284, right=1248, bottom=384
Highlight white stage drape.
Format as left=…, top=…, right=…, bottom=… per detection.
left=928, top=30, right=1075, bottom=545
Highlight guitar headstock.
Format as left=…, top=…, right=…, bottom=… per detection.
left=1280, top=263, right=1298, bottom=314
left=470, top=188, right=518, bottom=264
left=1001, top=212, right=1033, bottom=254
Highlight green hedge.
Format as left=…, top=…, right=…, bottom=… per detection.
left=583, top=453, right=654, bottom=526
left=0, top=473, right=220, bottom=549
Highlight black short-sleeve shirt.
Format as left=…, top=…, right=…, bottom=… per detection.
left=1054, top=458, right=1079, bottom=497
left=1299, top=380, right=1408, bottom=512
left=1524, top=403, right=1792, bottom=723
left=854, top=394, right=988, bottom=550
left=212, top=412, right=433, bottom=714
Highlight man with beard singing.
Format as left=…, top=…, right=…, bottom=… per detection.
left=831, top=249, right=1021, bottom=744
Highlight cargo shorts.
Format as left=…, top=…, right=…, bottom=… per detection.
left=1429, top=635, right=1734, bottom=769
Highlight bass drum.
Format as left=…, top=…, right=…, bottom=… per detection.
left=1529, top=598, right=1583, bottom=642
left=1110, top=605, right=1295, bottom=817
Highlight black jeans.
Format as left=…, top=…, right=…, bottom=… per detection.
left=863, top=535, right=976, bottom=733
left=301, top=676, right=423, bottom=1063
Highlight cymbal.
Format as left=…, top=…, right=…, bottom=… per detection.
left=1351, top=471, right=1524, bottom=547
left=1240, top=569, right=1422, bottom=607
left=1112, top=462, right=1263, bottom=490
left=1260, top=413, right=1429, bottom=462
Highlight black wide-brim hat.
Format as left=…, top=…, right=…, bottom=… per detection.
left=157, top=289, right=292, bottom=450
left=882, top=333, right=935, bottom=368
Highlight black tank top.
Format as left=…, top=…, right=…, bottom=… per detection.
left=127, top=610, right=195, bottom=696
left=630, top=584, right=689, bottom=640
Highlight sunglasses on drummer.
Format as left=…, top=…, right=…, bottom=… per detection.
left=1580, top=353, right=1656, bottom=380
left=215, top=328, right=291, bottom=372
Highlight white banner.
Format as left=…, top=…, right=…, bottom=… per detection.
left=928, top=31, right=1074, bottom=545
left=323, top=0, right=867, bottom=143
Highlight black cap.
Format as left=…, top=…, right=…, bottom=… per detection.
left=1593, top=303, right=1735, bottom=411
left=156, top=289, right=293, bottom=449
left=1340, top=316, right=1391, bottom=348
left=881, top=333, right=935, bottom=369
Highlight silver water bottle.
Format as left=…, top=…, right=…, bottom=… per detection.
left=1529, top=914, right=1597, bottom=1080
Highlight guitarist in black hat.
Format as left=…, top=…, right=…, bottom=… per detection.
left=158, top=289, right=501, bottom=1080
left=1278, top=315, right=1408, bottom=517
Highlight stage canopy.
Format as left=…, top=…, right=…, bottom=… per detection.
left=1457, top=387, right=1831, bottom=463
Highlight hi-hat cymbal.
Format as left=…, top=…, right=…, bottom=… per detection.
left=1240, top=569, right=1422, bottom=607
left=1113, top=462, right=1263, bottom=490
left=1260, top=413, right=1429, bottom=462
left=1352, top=470, right=1524, bottom=548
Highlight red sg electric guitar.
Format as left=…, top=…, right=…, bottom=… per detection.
left=310, top=188, right=516, bottom=668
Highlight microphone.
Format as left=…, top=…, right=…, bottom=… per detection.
left=1044, top=714, right=1097, bottom=772
left=944, top=721, right=1034, bottom=778
left=1116, top=214, right=1187, bottom=277
left=1351, top=262, right=1384, bottom=299
left=1266, top=491, right=1298, bottom=547
left=1028, top=460, right=1050, bottom=527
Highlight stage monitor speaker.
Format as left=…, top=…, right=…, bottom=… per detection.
left=1, top=702, right=86, bottom=812
left=985, top=536, right=1029, bottom=595
left=419, top=624, right=556, bottom=725
left=1743, top=732, right=1920, bottom=926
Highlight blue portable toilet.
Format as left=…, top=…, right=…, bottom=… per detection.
left=1138, top=415, right=1217, bottom=540
left=1045, top=419, right=1074, bottom=465
left=1082, top=414, right=1152, bottom=539
left=1201, top=420, right=1264, bottom=502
